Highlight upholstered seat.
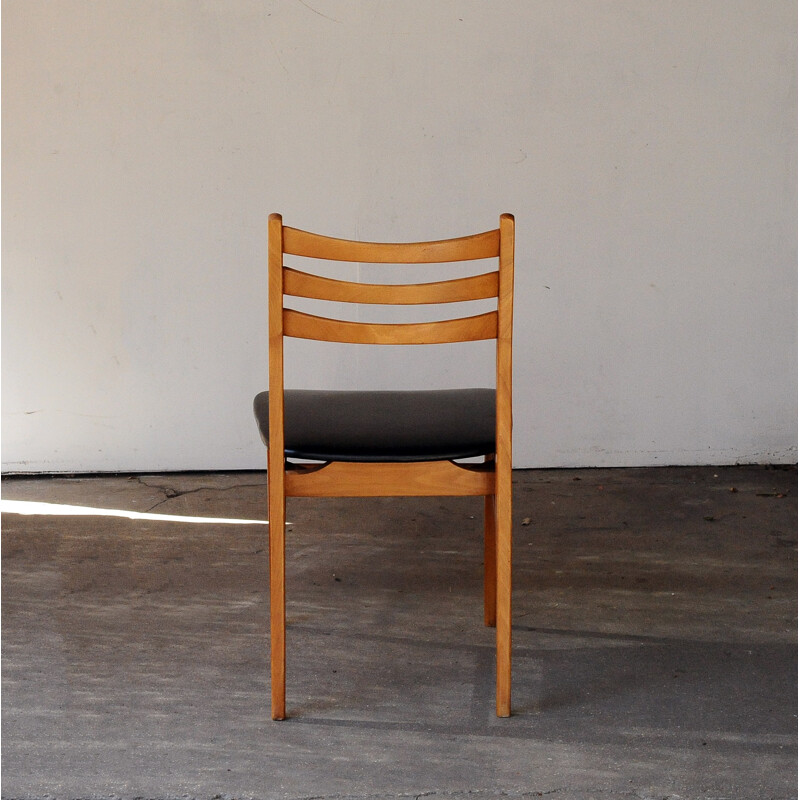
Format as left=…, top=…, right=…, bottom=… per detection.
left=253, top=388, right=495, bottom=463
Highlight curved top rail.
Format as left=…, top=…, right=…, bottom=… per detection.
left=282, top=225, right=500, bottom=263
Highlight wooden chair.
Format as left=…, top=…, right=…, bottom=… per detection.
left=254, top=213, right=515, bottom=719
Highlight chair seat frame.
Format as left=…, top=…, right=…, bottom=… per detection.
left=266, top=213, right=515, bottom=718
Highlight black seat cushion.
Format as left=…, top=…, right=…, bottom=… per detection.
left=253, top=389, right=495, bottom=463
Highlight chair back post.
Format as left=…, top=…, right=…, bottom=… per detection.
left=496, top=212, right=514, bottom=469
left=267, top=212, right=287, bottom=719
left=495, top=212, right=515, bottom=716
left=268, top=213, right=285, bottom=469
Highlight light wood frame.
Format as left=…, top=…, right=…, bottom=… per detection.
left=267, top=213, right=515, bottom=719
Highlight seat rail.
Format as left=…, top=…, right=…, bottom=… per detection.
left=285, top=459, right=494, bottom=497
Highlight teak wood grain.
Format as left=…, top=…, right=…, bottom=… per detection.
left=285, top=460, right=493, bottom=497
left=267, top=213, right=287, bottom=720
left=283, top=267, right=499, bottom=305
left=283, top=308, right=498, bottom=344
left=265, top=212, right=515, bottom=720
left=283, top=225, right=500, bottom=262
left=494, top=212, right=515, bottom=717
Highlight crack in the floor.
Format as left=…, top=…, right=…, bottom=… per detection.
left=0, top=789, right=754, bottom=800
left=0, top=789, right=576, bottom=800
left=135, top=477, right=266, bottom=513
left=0, top=794, right=572, bottom=800
left=287, top=790, right=569, bottom=800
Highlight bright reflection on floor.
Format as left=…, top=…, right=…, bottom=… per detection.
left=0, top=499, right=271, bottom=525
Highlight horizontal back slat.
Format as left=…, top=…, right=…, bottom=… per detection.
left=283, top=309, right=498, bottom=344
left=284, top=268, right=499, bottom=305
left=283, top=226, right=500, bottom=263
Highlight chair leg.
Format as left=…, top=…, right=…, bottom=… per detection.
left=495, top=470, right=512, bottom=717
left=484, top=492, right=497, bottom=627
left=268, top=466, right=287, bottom=720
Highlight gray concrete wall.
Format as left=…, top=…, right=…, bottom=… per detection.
left=2, top=1, right=796, bottom=472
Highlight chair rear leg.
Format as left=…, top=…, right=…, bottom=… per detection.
left=484, top=492, right=497, bottom=627
left=268, top=465, right=287, bottom=720
left=495, top=470, right=512, bottom=717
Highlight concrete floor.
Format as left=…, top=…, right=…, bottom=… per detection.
left=1, top=466, right=796, bottom=799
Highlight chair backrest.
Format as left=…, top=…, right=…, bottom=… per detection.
left=269, top=213, right=514, bottom=337
left=267, top=213, right=515, bottom=453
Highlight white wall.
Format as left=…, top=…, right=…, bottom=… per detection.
left=3, top=0, right=796, bottom=472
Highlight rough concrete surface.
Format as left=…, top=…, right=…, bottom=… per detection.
left=1, top=466, right=796, bottom=799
